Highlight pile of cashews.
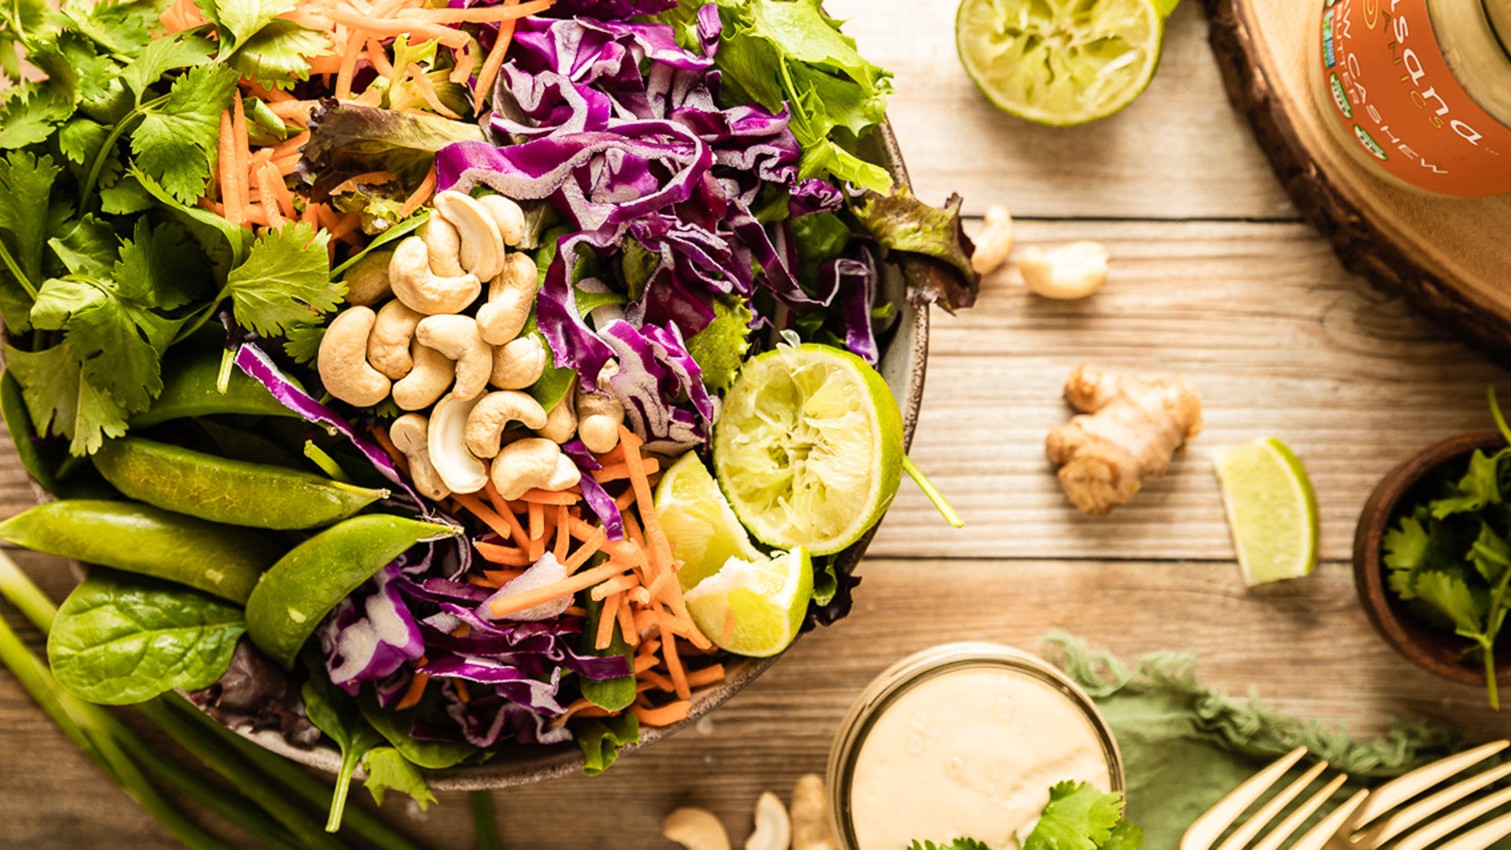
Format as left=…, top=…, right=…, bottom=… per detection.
left=317, top=189, right=626, bottom=503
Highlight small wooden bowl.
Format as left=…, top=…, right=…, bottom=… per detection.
left=1354, top=432, right=1511, bottom=688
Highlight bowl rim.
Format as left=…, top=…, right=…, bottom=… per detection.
left=1352, top=430, right=1511, bottom=689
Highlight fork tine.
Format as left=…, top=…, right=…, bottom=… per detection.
left=1216, top=761, right=1331, bottom=850
left=1250, top=773, right=1349, bottom=850
left=1353, top=760, right=1511, bottom=847
left=1353, top=740, right=1509, bottom=825
left=1289, top=789, right=1369, bottom=850
left=1435, top=807, right=1511, bottom=850
left=1179, top=747, right=1308, bottom=850
left=1390, top=785, right=1511, bottom=850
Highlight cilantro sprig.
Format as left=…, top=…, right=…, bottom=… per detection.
left=1384, top=386, right=1511, bottom=709
left=908, top=782, right=1143, bottom=850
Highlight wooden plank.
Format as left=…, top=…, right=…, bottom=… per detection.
left=824, top=0, right=1295, bottom=219
left=869, top=218, right=1511, bottom=563
left=4, top=557, right=1502, bottom=847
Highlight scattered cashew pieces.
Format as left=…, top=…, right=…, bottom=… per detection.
left=389, top=236, right=482, bottom=315
left=576, top=385, right=624, bottom=455
left=491, top=335, right=548, bottom=390
left=663, top=807, right=730, bottom=850
left=745, top=792, right=791, bottom=850
left=464, top=391, right=548, bottom=459
left=490, top=438, right=580, bottom=500
left=392, top=343, right=456, bottom=411
left=1020, top=241, right=1109, bottom=300
left=970, top=205, right=1015, bottom=276
left=342, top=250, right=395, bottom=306
left=416, top=314, right=492, bottom=401
left=318, top=306, right=392, bottom=407
left=791, top=774, right=837, bottom=850
left=433, top=190, right=505, bottom=281
left=477, top=252, right=538, bottom=345
left=389, top=414, right=450, bottom=501
left=428, top=394, right=489, bottom=494
left=420, top=216, right=466, bottom=277
left=367, top=300, right=424, bottom=380
left=537, top=382, right=578, bottom=444
left=478, top=193, right=526, bottom=246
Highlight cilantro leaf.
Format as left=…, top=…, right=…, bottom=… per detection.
left=121, top=32, right=216, bottom=101
left=1022, top=781, right=1125, bottom=850
left=1100, top=821, right=1145, bottom=850
left=197, top=0, right=295, bottom=50
left=58, top=117, right=109, bottom=165
left=227, top=20, right=328, bottom=90
left=1432, top=449, right=1503, bottom=518
left=1471, top=522, right=1511, bottom=585
left=47, top=214, right=118, bottom=279
left=1415, top=571, right=1489, bottom=639
left=283, top=321, right=326, bottom=364
left=0, top=150, right=60, bottom=330
left=131, top=62, right=239, bottom=204
left=0, top=83, right=73, bottom=149
left=99, top=175, right=155, bottom=215
left=56, top=0, right=172, bottom=59
left=224, top=221, right=340, bottom=337
left=360, top=747, right=435, bottom=810
left=0, top=0, right=48, bottom=85
left=4, top=341, right=130, bottom=455
left=906, top=841, right=990, bottom=850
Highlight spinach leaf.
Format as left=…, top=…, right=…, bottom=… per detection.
left=579, top=596, right=635, bottom=712
left=47, top=569, right=245, bottom=705
left=573, top=712, right=639, bottom=777
left=302, top=669, right=386, bottom=832
left=358, top=688, right=478, bottom=769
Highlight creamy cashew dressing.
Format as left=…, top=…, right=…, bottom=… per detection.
left=847, top=666, right=1114, bottom=850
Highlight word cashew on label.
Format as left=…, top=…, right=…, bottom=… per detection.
left=1319, top=0, right=1511, bottom=197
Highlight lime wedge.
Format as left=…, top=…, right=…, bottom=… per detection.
left=956, top=0, right=1168, bottom=127
left=656, top=451, right=766, bottom=591
left=713, top=344, right=903, bottom=555
left=684, top=548, right=812, bottom=657
left=1214, top=438, right=1320, bottom=586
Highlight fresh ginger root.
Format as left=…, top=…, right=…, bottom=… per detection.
left=1045, top=365, right=1203, bottom=516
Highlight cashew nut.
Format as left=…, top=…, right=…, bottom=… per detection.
left=491, top=335, right=548, bottom=390
left=367, top=300, right=424, bottom=380
left=1020, top=241, right=1109, bottom=300
left=388, top=236, right=482, bottom=315
left=489, top=437, right=580, bottom=500
left=971, top=204, right=1015, bottom=276
left=433, top=190, right=504, bottom=281
left=791, top=774, right=837, bottom=850
left=419, top=215, right=465, bottom=277
left=476, top=252, right=538, bottom=345
left=663, top=807, right=730, bottom=850
left=318, top=306, right=391, bottom=407
left=536, top=381, right=578, bottom=444
left=392, top=342, right=455, bottom=411
left=415, top=314, right=492, bottom=401
left=428, top=393, right=489, bottom=494
left=478, top=193, right=526, bottom=247
left=575, top=385, right=623, bottom=455
left=745, top=792, right=791, bottom=850
left=389, top=414, right=450, bottom=500
left=464, top=391, right=548, bottom=459
left=342, top=250, right=395, bottom=306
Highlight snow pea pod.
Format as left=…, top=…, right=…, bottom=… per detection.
left=245, top=515, right=459, bottom=669
left=93, top=438, right=388, bottom=530
left=131, top=350, right=300, bottom=428
left=1, top=370, right=60, bottom=493
left=0, top=500, right=282, bottom=603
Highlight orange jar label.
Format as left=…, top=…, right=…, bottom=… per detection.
left=1320, top=0, right=1511, bottom=197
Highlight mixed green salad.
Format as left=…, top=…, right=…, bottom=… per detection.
left=0, top=0, right=974, bottom=835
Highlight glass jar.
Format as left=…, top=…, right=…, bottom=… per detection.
left=825, top=642, right=1125, bottom=850
left=1312, top=0, right=1511, bottom=197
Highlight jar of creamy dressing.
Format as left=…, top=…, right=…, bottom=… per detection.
left=1312, top=0, right=1511, bottom=197
left=826, top=643, right=1124, bottom=850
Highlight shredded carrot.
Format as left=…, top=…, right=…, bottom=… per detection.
left=395, top=670, right=431, bottom=711
left=563, top=605, right=588, bottom=618
left=721, top=607, right=736, bottom=645
left=473, top=0, right=522, bottom=113
left=449, top=39, right=478, bottom=86
left=592, top=457, right=661, bottom=483
left=614, top=486, right=638, bottom=510
left=334, top=25, right=366, bottom=99
left=563, top=527, right=606, bottom=573
left=266, top=100, right=319, bottom=122
left=655, top=610, right=691, bottom=699
left=454, top=680, right=470, bottom=704
left=639, top=669, right=674, bottom=692
left=453, top=493, right=523, bottom=545
left=616, top=599, right=639, bottom=646
left=519, top=488, right=581, bottom=506
left=483, top=569, right=524, bottom=586
left=396, top=0, right=550, bottom=24
left=216, top=110, right=245, bottom=226
left=399, top=163, right=436, bottom=217
left=590, top=574, right=638, bottom=601
left=475, top=541, right=532, bottom=567
left=596, top=593, right=621, bottom=650
left=326, top=10, right=466, bottom=48
left=488, top=561, right=624, bottom=618
left=329, top=170, right=396, bottom=196
left=550, top=697, right=612, bottom=727
left=466, top=574, right=494, bottom=589
left=566, top=514, right=601, bottom=542
left=365, top=39, right=395, bottom=79
left=528, top=501, right=544, bottom=543
left=633, top=654, right=658, bottom=675
left=553, top=505, right=570, bottom=562
left=402, top=65, right=461, bottom=119
left=632, top=699, right=691, bottom=727
left=685, top=664, right=725, bottom=688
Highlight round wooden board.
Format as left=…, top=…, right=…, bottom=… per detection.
left=1202, top=0, right=1511, bottom=361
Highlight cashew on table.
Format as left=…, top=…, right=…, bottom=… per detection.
left=317, top=190, right=625, bottom=499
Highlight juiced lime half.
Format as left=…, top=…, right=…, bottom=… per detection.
left=956, top=0, right=1169, bottom=126
left=1214, top=438, right=1320, bottom=587
left=656, top=451, right=766, bottom=591
left=684, top=548, right=812, bottom=658
left=713, top=344, right=903, bottom=556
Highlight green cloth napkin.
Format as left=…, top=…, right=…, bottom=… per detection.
left=1044, top=634, right=1510, bottom=846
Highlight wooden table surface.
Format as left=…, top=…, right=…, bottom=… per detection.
left=5, top=3, right=1511, bottom=848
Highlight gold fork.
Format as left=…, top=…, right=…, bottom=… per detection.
left=1182, top=741, right=1511, bottom=850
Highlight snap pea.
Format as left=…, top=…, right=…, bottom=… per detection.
left=245, top=515, right=459, bottom=669
left=1, top=370, right=61, bottom=494
left=93, top=438, right=388, bottom=530
left=131, top=350, right=299, bottom=428
left=0, top=500, right=282, bottom=603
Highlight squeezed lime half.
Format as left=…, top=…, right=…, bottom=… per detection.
left=712, top=344, right=904, bottom=555
left=655, top=451, right=766, bottom=591
left=956, top=0, right=1168, bottom=126
left=684, top=548, right=812, bottom=657
left=1214, top=437, right=1320, bottom=586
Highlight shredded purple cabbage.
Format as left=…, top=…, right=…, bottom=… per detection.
left=319, top=564, right=424, bottom=695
